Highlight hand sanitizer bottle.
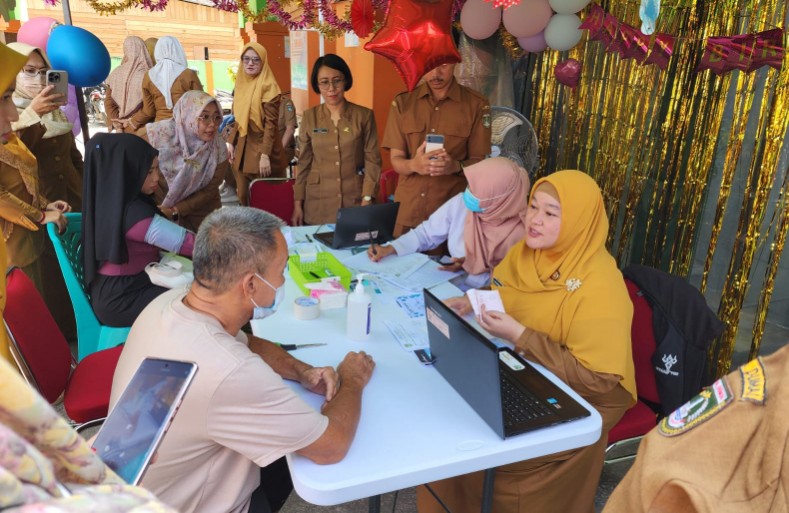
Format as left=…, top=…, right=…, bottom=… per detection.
left=347, top=273, right=372, bottom=341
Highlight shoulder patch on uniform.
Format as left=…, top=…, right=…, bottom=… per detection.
left=483, top=113, right=491, bottom=128
left=658, top=378, right=733, bottom=437
left=740, top=357, right=767, bottom=405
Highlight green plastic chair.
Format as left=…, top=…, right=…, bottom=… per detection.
left=47, top=212, right=130, bottom=361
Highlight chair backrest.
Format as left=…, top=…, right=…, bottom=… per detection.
left=249, top=178, right=295, bottom=225
left=47, top=212, right=90, bottom=296
left=625, top=278, right=661, bottom=405
left=5, top=268, right=72, bottom=403
left=377, top=168, right=399, bottom=204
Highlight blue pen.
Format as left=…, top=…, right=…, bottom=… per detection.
left=363, top=278, right=382, bottom=294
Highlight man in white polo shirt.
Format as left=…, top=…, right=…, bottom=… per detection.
left=110, top=207, right=375, bottom=513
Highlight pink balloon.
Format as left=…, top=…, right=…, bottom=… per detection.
left=17, top=17, right=59, bottom=50
left=502, top=0, right=553, bottom=38
left=460, top=0, right=502, bottom=40
left=60, top=84, right=81, bottom=137
left=518, top=31, right=548, bottom=53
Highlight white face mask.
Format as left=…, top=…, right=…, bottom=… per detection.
left=250, top=273, right=285, bottom=320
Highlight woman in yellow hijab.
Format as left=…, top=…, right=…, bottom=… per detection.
left=225, top=42, right=286, bottom=205
left=418, top=170, right=636, bottom=513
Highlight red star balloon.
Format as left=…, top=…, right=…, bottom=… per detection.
left=364, top=0, right=461, bottom=91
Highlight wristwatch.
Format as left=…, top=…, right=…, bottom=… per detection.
left=362, top=195, right=373, bottom=202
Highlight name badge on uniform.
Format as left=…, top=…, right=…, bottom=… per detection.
left=313, top=128, right=329, bottom=134
left=343, top=127, right=351, bottom=133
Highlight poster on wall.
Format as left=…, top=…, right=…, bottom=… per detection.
left=290, top=31, right=309, bottom=91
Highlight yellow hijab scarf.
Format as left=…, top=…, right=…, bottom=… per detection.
left=233, top=42, right=281, bottom=137
left=492, top=170, right=636, bottom=400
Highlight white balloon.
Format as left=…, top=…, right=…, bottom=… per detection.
left=460, top=0, right=502, bottom=41
left=544, top=13, right=583, bottom=51
left=548, top=0, right=591, bottom=14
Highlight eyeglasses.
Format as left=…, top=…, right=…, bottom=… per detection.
left=242, top=57, right=261, bottom=64
left=197, top=114, right=223, bottom=126
left=317, top=78, right=345, bottom=90
left=21, top=66, right=49, bottom=78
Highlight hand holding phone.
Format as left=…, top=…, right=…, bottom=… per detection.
left=425, top=134, right=445, bottom=158
left=45, top=70, right=69, bottom=104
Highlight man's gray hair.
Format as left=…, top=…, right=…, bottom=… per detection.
left=193, top=207, right=285, bottom=293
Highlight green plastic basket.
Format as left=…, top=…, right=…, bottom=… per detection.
left=288, top=252, right=352, bottom=295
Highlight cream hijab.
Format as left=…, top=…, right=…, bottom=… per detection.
left=492, top=170, right=636, bottom=400
left=463, top=157, right=530, bottom=275
left=148, top=36, right=189, bottom=109
left=105, top=36, right=153, bottom=118
left=8, top=42, right=72, bottom=139
left=233, top=42, right=281, bottom=137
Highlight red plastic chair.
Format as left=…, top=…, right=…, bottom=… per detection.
left=377, top=168, right=399, bottom=204
left=605, top=278, right=661, bottom=463
left=249, top=178, right=296, bottom=226
left=4, top=267, right=123, bottom=430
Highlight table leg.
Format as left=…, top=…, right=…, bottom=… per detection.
left=481, top=468, right=495, bottom=513
left=368, top=495, right=381, bottom=513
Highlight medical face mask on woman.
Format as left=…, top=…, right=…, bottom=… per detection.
left=250, top=273, right=285, bottom=320
left=463, top=187, right=485, bottom=213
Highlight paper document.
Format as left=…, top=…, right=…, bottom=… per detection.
left=396, top=293, right=425, bottom=318
left=466, top=289, right=506, bottom=317
left=342, top=251, right=430, bottom=279
left=384, top=319, right=429, bottom=351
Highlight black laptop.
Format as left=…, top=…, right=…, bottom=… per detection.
left=314, top=202, right=400, bottom=249
left=423, top=289, right=591, bottom=439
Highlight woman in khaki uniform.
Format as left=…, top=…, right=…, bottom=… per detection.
left=292, top=54, right=381, bottom=226
left=126, top=36, right=203, bottom=132
left=278, top=92, right=297, bottom=168
left=423, top=171, right=636, bottom=513
left=105, top=36, right=153, bottom=133
left=146, top=91, right=227, bottom=232
left=8, top=42, right=80, bottom=339
left=226, top=42, right=285, bottom=205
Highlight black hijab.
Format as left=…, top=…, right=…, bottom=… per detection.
left=83, top=133, right=160, bottom=286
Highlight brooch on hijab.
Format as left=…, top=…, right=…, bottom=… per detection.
left=550, top=270, right=561, bottom=281
left=565, top=278, right=582, bottom=292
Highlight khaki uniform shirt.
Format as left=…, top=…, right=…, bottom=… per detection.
left=295, top=102, right=382, bottom=225
left=18, top=124, right=83, bottom=211
left=0, top=159, right=48, bottom=268
left=604, top=345, right=789, bottom=513
left=129, top=69, right=203, bottom=130
left=382, top=79, right=491, bottom=229
left=278, top=94, right=297, bottom=165
left=104, top=85, right=142, bottom=132
left=228, top=95, right=287, bottom=179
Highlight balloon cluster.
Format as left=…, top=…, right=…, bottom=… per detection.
left=16, top=17, right=112, bottom=136
left=460, top=0, right=590, bottom=53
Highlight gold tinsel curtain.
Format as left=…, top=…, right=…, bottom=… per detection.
left=515, top=0, right=789, bottom=378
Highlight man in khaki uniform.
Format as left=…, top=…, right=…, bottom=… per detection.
left=382, top=63, right=491, bottom=236
left=278, top=92, right=298, bottom=170
left=604, top=344, right=789, bottom=513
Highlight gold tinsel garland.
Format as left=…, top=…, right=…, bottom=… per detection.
left=85, top=0, right=138, bottom=16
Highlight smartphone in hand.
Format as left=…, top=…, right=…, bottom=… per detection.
left=45, top=70, right=69, bottom=103
left=425, top=134, right=445, bottom=159
left=93, top=358, right=197, bottom=485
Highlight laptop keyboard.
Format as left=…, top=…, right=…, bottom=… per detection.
left=500, top=372, right=556, bottom=428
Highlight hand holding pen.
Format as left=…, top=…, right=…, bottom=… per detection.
left=367, top=243, right=396, bottom=262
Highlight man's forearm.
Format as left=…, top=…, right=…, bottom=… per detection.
left=248, top=335, right=312, bottom=380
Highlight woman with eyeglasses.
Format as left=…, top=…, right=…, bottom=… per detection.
left=83, top=133, right=195, bottom=327
left=126, top=36, right=203, bottom=133
left=291, top=54, right=382, bottom=226
left=4, top=42, right=75, bottom=338
left=144, top=91, right=228, bottom=232
left=225, top=42, right=286, bottom=205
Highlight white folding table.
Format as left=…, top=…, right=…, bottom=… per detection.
left=254, top=227, right=602, bottom=512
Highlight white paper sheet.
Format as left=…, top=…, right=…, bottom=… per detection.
left=342, top=251, right=430, bottom=279
left=466, top=289, right=506, bottom=317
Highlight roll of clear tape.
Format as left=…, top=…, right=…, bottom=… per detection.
left=294, top=296, right=320, bottom=320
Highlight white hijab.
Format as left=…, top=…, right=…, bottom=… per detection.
left=148, top=36, right=188, bottom=109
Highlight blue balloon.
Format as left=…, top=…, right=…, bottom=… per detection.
left=47, top=25, right=111, bottom=87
